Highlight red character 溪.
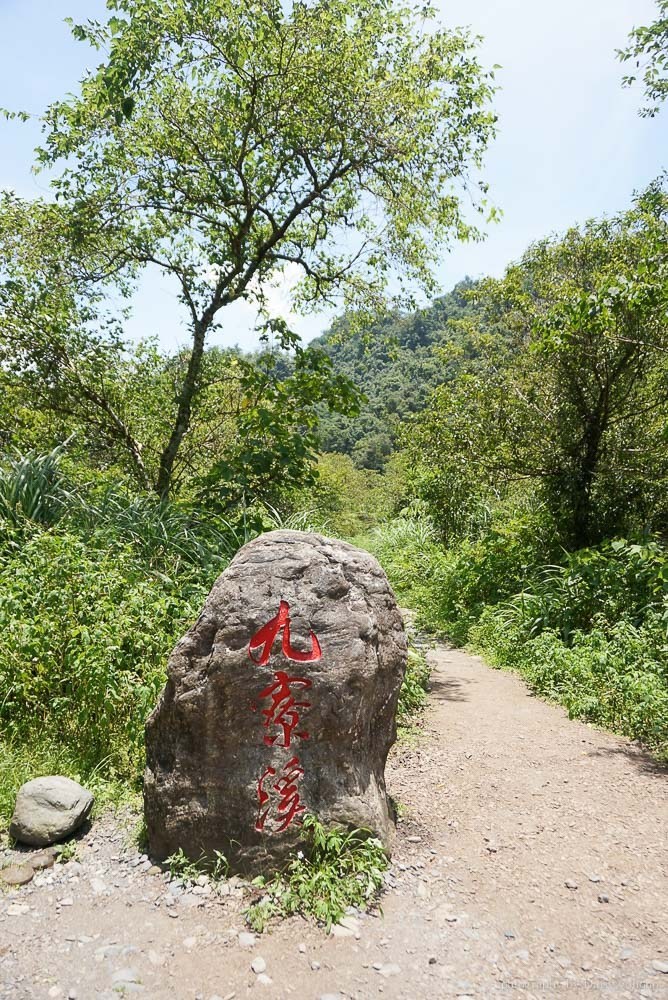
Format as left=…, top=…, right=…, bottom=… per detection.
left=255, top=756, right=306, bottom=833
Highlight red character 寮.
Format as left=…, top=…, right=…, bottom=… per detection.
left=249, top=600, right=322, bottom=666
left=258, top=670, right=312, bottom=748
left=255, top=756, right=305, bottom=832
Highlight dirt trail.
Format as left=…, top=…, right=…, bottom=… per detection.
left=1, top=645, right=667, bottom=1000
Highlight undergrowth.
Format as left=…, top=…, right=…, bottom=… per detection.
left=166, top=847, right=230, bottom=885
left=244, top=814, right=388, bottom=932
left=367, top=514, right=668, bottom=760
left=397, top=639, right=431, bottom=724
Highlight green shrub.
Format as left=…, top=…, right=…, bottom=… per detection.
left=397, top=640, right=431, bottom=721
left=0, top=528, right=210, bottom=782
left=364, top=504, right=559, bottom=642
left=0, top=444, right=70, bottom=531
left=489, top=540, right=668, bottom=644
left=472, top=612, right=668, bottom=756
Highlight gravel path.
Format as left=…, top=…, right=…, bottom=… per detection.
left=1, top=644, right=666, bottom=1000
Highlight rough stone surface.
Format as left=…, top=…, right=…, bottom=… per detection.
left=9, top=776, right=94, bottom=847
left=144, top=530, right=407, bottom=873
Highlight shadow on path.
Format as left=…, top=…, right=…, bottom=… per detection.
left=585, top=742, right=668, bottom=778
left=427, top=674, right=471, bottom=703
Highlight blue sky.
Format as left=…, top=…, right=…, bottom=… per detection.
left=0, top=0, right=665, bottom=351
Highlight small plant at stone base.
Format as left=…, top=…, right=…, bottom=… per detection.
left=165, top=847, right=229, bottom=886
left=245, top=814, right=388, bottom=933
left=396, top=636, right=431, bottom=745
left=55, top=841, right=78, bottom=863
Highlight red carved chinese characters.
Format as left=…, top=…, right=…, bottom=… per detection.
left=258, top=670, right=312, bottom=748
left=255, top=757, right=306, bottom=833
left=249, top=601, right=321, bottom=834
left=249, top=599, right=322, bottom=666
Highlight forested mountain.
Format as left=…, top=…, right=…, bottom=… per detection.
left=311, top=279, right=490, bottom=468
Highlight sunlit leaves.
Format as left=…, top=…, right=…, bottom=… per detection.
left=619, top=0, right=668, bottom=117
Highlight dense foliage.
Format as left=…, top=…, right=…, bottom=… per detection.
left=358, top=182, right=668, bottom=760
left=403, top=184, right=668, bottom=549
left=620, top=0, right=668, bottom=116
left=0, top=448, right=238, bottom=821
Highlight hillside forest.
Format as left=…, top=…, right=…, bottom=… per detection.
left=0, top=0, right=667, bottom=823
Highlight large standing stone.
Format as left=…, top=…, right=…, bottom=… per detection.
left=9, top=776, right=94, bottom=847
left=144, top=530, right=406, bottom=874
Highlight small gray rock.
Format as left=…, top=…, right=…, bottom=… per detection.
left=564, top=879, right=578, bottom=890
left=329, top=914, right=360, bottom=938
left=598, top=893, right=609, bottom=903
left=9, top=777, right=94, bottom=847
left=251, top=957, right=266, bottom=974
left=238, top=932, right=255, bottom=948
left=0, top=864, right=34, bottom=886
left=377, top=964, right=401, bottom=978
left=652, top=960, right=668, bottom=974
left=111, top=969, right=140, bottom=984
left=28, top=847, right=58, bottom=870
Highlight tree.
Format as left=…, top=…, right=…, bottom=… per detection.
left=405, top=184, right=668, bottom=549
left=620, top=0, right=668, bottom=116
left=0, top=202, right=359, bottom=507
left=1, top=0, right=497, bottom=499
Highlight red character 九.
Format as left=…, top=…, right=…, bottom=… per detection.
left=249, top=600, right=322, bottom=666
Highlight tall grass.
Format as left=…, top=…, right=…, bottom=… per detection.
left=0, top=445, right=253, bottom=824
left=0, top=443, right=71, bottom=529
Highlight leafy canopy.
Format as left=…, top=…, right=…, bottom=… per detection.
left=1, top=0, right=497, bottom=499
left=620, top=0, right=668, bottom=116
left=42, top=0, right=497, bottom=310
left=404, top=182, right=668, bottom=548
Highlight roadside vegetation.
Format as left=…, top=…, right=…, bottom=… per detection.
left=0, top=0, right=666, bottom=878
left=359, top=183, right=668, bottom=760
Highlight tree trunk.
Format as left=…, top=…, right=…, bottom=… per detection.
left=154, top=318, right=208, bottom=500
left=569, top=417, right=605, bottom=549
